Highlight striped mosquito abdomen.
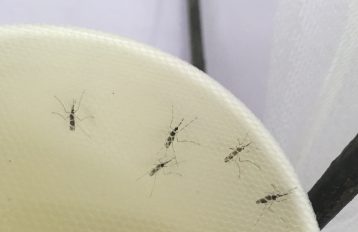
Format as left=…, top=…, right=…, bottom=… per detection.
left=256, top=192, right=289, bottom=205
left=149, top=159, right=173, bottom=177
left=69, top=108, right=75, bottom=130
left=224, top=150, right=238, bottom=162
left=149, top=166, right=160, bottom=176
left=165, top=131, right=176, bottom=148
left=165, top=122, right=181, bottom=148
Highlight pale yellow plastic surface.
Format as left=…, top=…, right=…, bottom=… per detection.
left=0, top=26, right=319, bottom=232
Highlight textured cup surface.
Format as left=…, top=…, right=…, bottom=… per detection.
left=0, top=26, right=319, bottom=232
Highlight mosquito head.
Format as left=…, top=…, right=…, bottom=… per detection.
left=241, top=143, right=251, bottom=150
left=237, top=142, right=251, bottom=152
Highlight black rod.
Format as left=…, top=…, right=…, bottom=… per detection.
left=187, top=0, right=206, bottom=71
left=308, top=133, right=358, bottom=229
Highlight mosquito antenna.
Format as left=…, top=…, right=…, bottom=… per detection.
left=287, top=186, right=297, bottom=194
left=177, top=118, right=184, bottom=128
left=149, top=173, right=158, bottom=197
left=54, top=96, right=69, bottom=113
left=179, top=117, right=197, bottom=132
left=244, top=142, right=251, bottom=148
left=52, top=112, right=67, bottom=120
left=169, top=105, right=174, bottom=129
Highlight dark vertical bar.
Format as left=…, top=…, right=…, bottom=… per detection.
left=187, top=0, right=206, bottom=71
left=308, top=133, right=358, bottom=229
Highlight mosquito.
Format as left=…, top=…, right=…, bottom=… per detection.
left=52, top=91, right=94, bottom=135
left=224, top=138, right=260, bottom=178
left=158, top=106, right=199, bottom=160
left=255, top=184, right=297, bottom=226
left=137, top=157, right=181, bottom=197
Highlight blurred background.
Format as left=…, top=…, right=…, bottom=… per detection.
left=0, top=0, right=357, bottom=231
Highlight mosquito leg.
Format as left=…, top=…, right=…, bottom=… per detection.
left=237, top=139, right=242, bottom=146
left=159, top=147, right=170, bottom=162
left=169, top=144, right=179, bottom=166
left=276, top=198, right=288, bottom=203
left=176, top=137, right=200, bottom=146
left=164, top=171, right=182, bottom=177
left=170, top=142, right=176, bottom=156
left=163, top=167, right=182, bottom=177
left=179, top=117, right=198, bottom=132
left=77, top=123, right=91, bottom=138
left=169, top=105, right=174, bottom=129
left=52, top=112, right=68, bottom=120
left=170, top=142, right=178, bottom=163
left=75, top=90, right=86, bottom=112
left=267, top=207, right=275, bottom=214
left=267, top=207, right=287, bottom=227
left=136, top=170, right=150, bottom=181
left=239, top=157, right=261, bottom=170
left=149, top=174, right=157, bottom=197
left=255, top=203, right=271, bottom=226
left=76, top=115, right=94, bottom=121
left=271, top=184, right=280, bottom=193
left=54, top=96, right=70, bottom=113
left=155, top=147, right=165, bottom=158
left=233, top=159, right=241, bottom=179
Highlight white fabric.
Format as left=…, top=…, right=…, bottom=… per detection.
left=0, top=0, right=356, bottom=231
left=202, top=1, right=358, bottom=231
left=0, top=0, right=190, bottom=61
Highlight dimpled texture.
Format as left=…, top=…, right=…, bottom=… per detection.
left=0, top=26, right=319, bottom=232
